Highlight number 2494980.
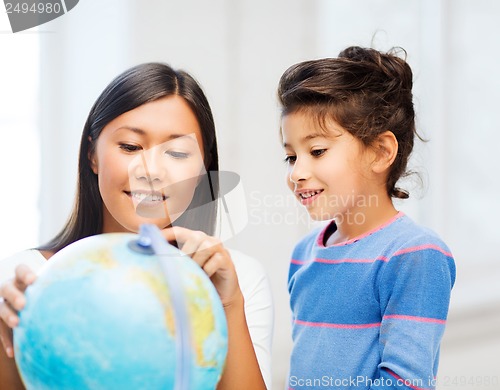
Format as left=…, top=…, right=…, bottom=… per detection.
left=5, top=2, right=62, bottom=14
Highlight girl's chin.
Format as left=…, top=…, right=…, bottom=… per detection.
left=307, top=211, right=334, bottom=221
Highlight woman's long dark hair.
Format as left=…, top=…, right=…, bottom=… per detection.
left=39, top=63, right=219, bottom=254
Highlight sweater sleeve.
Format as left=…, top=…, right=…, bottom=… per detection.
left=371, top=243, right=456, bottom=390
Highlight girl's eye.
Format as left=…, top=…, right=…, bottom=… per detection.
left=284, top=155, right=296, bottom=164
left=311, top=149, right=326, bottom=157
left=167, top=151, right=190, bottom=159
left=119, top=144, right=141, bottom=152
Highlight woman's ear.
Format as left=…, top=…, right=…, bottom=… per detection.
left=371, top=131, right=398, bottom=174
left=88, top=136, right=98, bottom=175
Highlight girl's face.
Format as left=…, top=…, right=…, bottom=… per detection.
left=281, top=111, right=377, bottom=221
left=90, top=96, right=206, bottom=233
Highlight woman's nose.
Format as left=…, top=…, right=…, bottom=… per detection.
left=133, top=149, right=167, bottom=183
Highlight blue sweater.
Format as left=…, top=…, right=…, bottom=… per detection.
left=288, top=212, right=455, bottom=390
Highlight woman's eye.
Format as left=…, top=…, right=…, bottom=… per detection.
left=167, top=151, right=190, bottom=159
left=119, top=144, right=141, bottom=152
left=284, top=155, right=296, bottom=164
left=311, top=149, right=326, bottom=157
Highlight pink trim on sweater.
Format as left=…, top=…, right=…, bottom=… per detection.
left=394, top=244, right=453, bottom=258
left=386, top=368, right=433, bottom=390
left=383, top=314, right=446, bottom=325
left=317, top=211, right=404, bottom=247
left=290, top=257, right=388, bottom=265
left=315, top=256, right=389, bottom=264
left=294, top=319, right=381, bottom=329
left=291, top=231, right=452, bottom=266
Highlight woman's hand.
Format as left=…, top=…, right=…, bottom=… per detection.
left=162, top=226, right=266, bottom=389
left=161, top=227, right=241, bottom=307
left=0, top=265, right=37, bottom=358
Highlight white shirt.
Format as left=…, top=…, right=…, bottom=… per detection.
left=0, top=248, right=274, bottom=389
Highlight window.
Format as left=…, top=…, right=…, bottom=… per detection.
left=0, top=13, right=40, bottom=259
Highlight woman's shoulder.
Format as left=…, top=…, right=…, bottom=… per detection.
left=226, top=248, right=273, bottom=389
left=228, top=248, right=269, bottom=285
left=227, top=248, right=273, bottom=304
left=0, top=249, right=46, bottom=285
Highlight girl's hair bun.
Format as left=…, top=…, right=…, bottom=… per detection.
left=339, top=46, right=413, bottom=93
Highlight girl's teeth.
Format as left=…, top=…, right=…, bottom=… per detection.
left=301, top=191, right=320, bottom=199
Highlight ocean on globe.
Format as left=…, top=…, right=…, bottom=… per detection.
left=13, top=232, right=228, bottom=390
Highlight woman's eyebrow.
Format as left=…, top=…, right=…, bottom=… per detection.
left=113, top=126, right=198, bottom=142
left=113, top=126, right=146, bottom=135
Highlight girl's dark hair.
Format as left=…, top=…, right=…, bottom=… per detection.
left=39, top=63, right=219, bottom=253
left=278, top=46, right=418, bottom=199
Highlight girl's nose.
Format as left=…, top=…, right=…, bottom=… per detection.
left=288, top=158, right=310, bottom=184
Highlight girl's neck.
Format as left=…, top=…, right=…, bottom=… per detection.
left=325, top=198, right=398, bottom=246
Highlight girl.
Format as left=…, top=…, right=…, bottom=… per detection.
left=0, top=63, right=272, bottom=389
left=279, top=46, right=455, bottom=389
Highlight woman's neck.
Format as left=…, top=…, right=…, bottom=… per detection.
left=39, top=250, right=55, bottom=260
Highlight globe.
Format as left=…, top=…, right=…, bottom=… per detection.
left=13, top=231, right=228, bottom=390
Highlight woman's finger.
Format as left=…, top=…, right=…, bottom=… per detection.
left=0, top=282, right=26, bottom=312
left=201, top=252, right=226, bottom=278
left=190, top=237, right=222, bottom=267
left=178, top=233, right=206, bottom=258
left=161, top=226, right=192, bottom=245
left=162, top=227, right=207, bottom=257
left=14, top=264, right=36, bottom=292
left=0, top=299, right=19, bottom=328
left=0, top=317, right=14, bottom=357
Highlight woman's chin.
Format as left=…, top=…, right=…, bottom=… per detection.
left=135, top=203, right=168, bottom=219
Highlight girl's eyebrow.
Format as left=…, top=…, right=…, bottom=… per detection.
left=283, top=133, right=322, bottom=148
left=113, top=126, right=197, bottom=142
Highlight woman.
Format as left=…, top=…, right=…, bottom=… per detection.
left=0, top=63, right=272, bottom=389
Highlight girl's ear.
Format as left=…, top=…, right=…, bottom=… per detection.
left=371, top=131, right=398, bottom=174
left=88, top=136, right=98, bottom=174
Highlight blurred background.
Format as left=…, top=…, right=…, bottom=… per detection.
left=1, top=0, right=499, bottom=388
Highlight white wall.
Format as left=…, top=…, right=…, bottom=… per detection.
left=314, top=1, right=500, bottom=389
left=0, top=13, right=40, bottom=257
left=3, top=0, right=499, bottom=389
left=36, top=1, right=313, bottom=387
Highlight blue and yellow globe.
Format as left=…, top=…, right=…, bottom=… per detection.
left=13, top=231, right=228, bottom=390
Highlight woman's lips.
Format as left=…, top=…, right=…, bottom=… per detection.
left=126, top=191, right=168, bottom=208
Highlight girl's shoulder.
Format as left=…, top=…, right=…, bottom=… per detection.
left=389, top=214, right=452, bottom=252
left=292, top=224, right=327, bottom=253
left=0, top=249, right=47, bottom=285
left=377, top=216, right=455, bottom=281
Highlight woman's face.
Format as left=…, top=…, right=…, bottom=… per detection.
left=90, top=95, right=206, bottom=233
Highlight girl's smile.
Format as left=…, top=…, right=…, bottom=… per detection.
left=294, top=188, right=324, bottom=206
left=282, top=111, right=375, bottom=221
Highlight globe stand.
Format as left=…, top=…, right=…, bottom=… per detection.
left=129, top=224, right=192, bottom=390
